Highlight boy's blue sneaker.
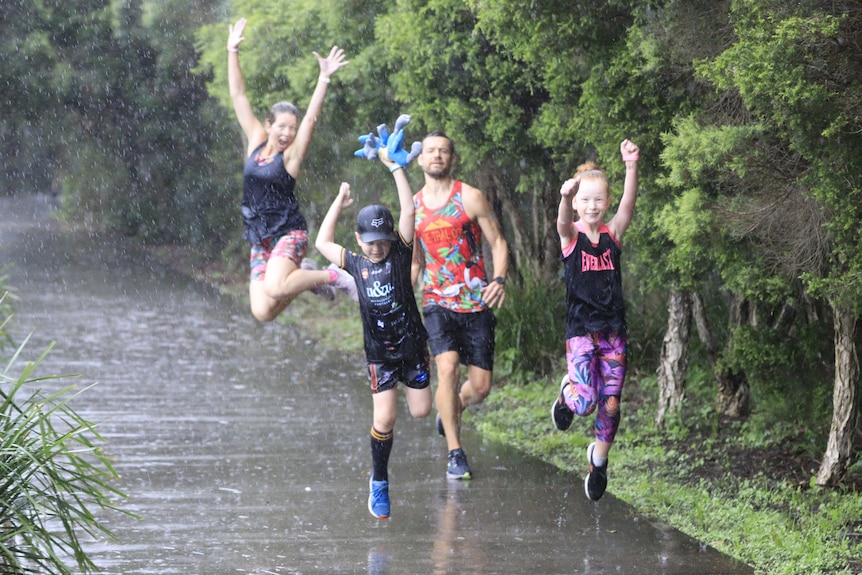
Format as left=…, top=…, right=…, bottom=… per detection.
left=446, top=448, right=472, bottom=480
left=584, top=442, right=608, bottom=501
left=551, top=375, right=574, bottom=431
left=368, top=476, right=390, bottom=519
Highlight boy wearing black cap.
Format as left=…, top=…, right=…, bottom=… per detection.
left=315, top=153, right=430, bottom=520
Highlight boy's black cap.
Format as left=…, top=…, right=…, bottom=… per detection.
left=356, top=205, right=397, bottom=243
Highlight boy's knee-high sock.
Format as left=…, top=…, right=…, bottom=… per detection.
left=370, top=426, right=394, bottom=482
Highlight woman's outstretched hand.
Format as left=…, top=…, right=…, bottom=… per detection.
left=314, top=46, right=349, bottom=80
left=227, top=18, right=246, bottom=52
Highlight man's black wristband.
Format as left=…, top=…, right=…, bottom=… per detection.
left=493, top=276, right=506, bottom=285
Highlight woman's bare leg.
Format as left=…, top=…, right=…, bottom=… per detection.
left=249, top=280, right=290, bottom=322
left=249, top=257, right=332, bottom=322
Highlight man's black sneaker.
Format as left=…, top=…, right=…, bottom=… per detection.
left=584, top=442, right=608, bottom=501
left=551, top=375, right=574, bottom=431
left=436, top=413, right=446, bottom=437
left=446, top=448, right=472, bottom=480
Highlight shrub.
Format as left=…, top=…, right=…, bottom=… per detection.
left=494, top=269, right=567, bottom=379
left=1, top=290, right=131, bottom=574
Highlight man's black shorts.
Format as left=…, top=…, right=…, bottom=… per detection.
left=422, top=306, right=496, bottom=371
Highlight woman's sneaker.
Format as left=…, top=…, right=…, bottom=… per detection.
left=584, top=442, right=608, bottom=501
left=301, top=258, right=337, bottom=301
left=368, top=476, right=390, bottom=519
left=327, top=264, right=359, bottom=302
left=446, top=448, right=472, bottom=480
left=551, top=375, right=574, bottom=431
left=300, top=258, right=320, bottom=270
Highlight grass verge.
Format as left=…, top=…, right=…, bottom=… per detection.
left=474, top=376, right=862, bottom=575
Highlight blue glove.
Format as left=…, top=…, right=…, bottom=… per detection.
left=393, top=114, right=410, bottom=134
left=387, top=136, right=422, bottom=166
left=353, top=132, right=380, bottom=160
left=376, top=123, right=390, bottom=146
left=354, top=125, right=387, bottom=160
left=387, top=114, right=422, bottom=166
left=354, top=114, right=422, bottom=167
left=391, top=114, right=422, bottom=166
left=386, top=114, right=421, bottom=166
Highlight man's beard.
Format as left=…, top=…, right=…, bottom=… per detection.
left=424, top=165, right=451, bottom=179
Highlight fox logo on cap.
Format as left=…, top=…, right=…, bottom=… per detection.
left=357, top=205, right=397, bottom=243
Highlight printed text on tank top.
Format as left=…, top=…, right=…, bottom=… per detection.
left=562, top=222, right=620, bottom=262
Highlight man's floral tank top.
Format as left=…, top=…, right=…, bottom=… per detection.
left=414, top=181, right=488, bottom=312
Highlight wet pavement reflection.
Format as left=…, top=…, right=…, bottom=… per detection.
left=0, top=194, right=754, bottom=574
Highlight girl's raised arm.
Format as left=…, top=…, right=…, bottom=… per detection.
left=608, top=139, right=639, bottom=241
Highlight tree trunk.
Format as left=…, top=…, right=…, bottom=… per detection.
left=541, top=184, right=561, bottom=279
left=717, top=294, right=753, bottom=418
left=816, top=303, right=859, bottom=486
left=486, top=171, right=532, bottom=277
left=714, top=367, right=752, bottom=418
left=656, top=288, right=692, bottom=426
left=691, top=291, right=753, bottom=418
left=691, top=291, right=716, bottom=356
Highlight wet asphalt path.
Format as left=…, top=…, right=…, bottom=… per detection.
left=0, top=194, right=754, bottom=574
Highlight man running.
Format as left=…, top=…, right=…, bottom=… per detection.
left=412, top=132, right=508, bottom=479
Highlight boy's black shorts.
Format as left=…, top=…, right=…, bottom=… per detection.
left=367, top=347, right=431, bottom=394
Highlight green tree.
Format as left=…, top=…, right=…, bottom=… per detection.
left=0, top=0, right=62, bottom=195
left=661, top=0, right=862, bottom=484
left=375, top=0, right=555, bottom=276
left=0, top=0, right=240, bottom=252
left=51, top=0, right=237, bottom=247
